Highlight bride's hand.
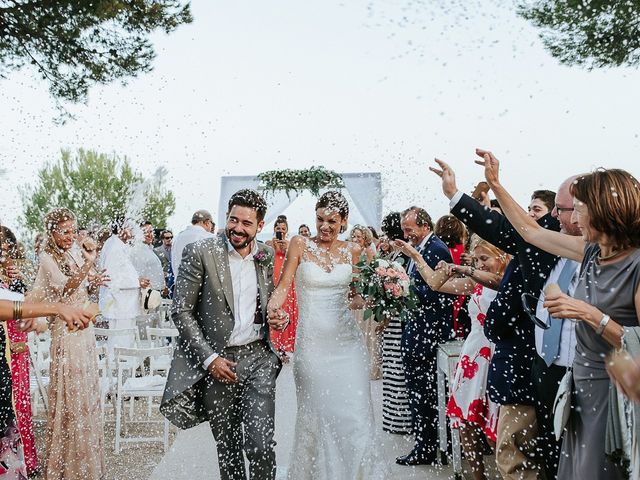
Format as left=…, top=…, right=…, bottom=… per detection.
left=267, top=307, right=289, bottom=331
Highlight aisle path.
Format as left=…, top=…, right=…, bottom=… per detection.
left=150, top=362, right=456, bottom=479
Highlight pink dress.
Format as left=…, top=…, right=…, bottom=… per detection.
left=445, top=284, right=499, bottom=441
left=7, top=319, right=38, bottom=475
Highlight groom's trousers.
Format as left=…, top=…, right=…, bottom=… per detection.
left=199, top=340, right=280, bottom=480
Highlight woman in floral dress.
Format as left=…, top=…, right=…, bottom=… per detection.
left=397, top=236, right=510, bottom=480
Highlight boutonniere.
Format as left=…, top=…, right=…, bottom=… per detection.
left=253, top=249, right=273, bottom=269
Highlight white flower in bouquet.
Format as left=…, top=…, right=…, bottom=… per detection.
left=376, top=259, right=390, bottom=268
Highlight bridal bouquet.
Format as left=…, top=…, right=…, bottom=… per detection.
left=352, top=257, right=418, bottom=322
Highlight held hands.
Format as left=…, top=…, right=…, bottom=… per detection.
left=208, top=357, right=238, bottom=383
left=267, top=307, right=290, bottom=331
left=139, top=277, right=151, bottom=289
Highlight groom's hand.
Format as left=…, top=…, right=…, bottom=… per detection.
left=267, top=308, right=289, bottom=331
left=208, top=357, right=238, bottom=383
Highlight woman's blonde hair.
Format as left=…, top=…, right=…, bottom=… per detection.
left=470, top=235, right=511, bottom=275
left=349, top=224, right=373, bottom=247
left=43, top=208, right=76, bottom=276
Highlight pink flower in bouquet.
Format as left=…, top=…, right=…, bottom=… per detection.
left=383, top=282, right=395, bottom=293
left=391, top=283, right=403, bottom=298
left=385, top=269, right=400, bottom=279
left=375, top=266, right=388, bottom=277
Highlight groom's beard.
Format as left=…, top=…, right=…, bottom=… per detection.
left=226, top=228, right=256, bottom=249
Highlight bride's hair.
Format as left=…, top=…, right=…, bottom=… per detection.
left=315, top=191, right=349, bottom=218
left=316, top=191, right=349, bottom=233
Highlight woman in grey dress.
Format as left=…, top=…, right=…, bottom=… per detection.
left=466, top=152, right=640, bottom=479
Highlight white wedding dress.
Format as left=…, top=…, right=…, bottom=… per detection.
left=285, top=245, right=389, bottom=480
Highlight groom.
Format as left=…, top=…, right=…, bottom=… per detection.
left=161, top=189, right=286, bottom=480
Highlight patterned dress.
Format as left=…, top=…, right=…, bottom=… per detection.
left=0, top=321, right=28, bottom=480
left=446, top=285, right=499, bottom=441
left=29, top=251, right=105, bottom=480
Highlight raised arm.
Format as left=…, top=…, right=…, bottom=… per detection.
left=394, top=240, right=454, bottom=290
left=430, top=158, right=521, bottom=254
left=475, top=148, right=585, bottom=262
left=267, top=235, right=304, bottom=312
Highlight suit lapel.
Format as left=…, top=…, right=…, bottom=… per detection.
left=254, top=248, right=268, bottom=320
left=212, top=234, right=236, bottom=319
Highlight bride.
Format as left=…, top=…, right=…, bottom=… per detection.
left=267, top=191, right=388, bottom=480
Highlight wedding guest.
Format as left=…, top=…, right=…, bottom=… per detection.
left=297, top=224, right=311, bottom=238
left=99, top=218, right=144, bottom=352
left=28, top=208, right=108, bottom=480
left=398, top=236, right=510, bottom=480
left=171, top=210, right=215, bottom=275
left=0, top=227, right=37, bottom=475
left=477, top=150, right=640, bottom=479
left=131, top=221, right=167, bottom=295
left=368, top=226, right=380, bottom=249
left=154, top=229, right=174, bottom=294
left=379, top=212, right=412, bottom=435
left=434, top=215, right=468, bottom=337
left=0, top=297, right=93, bottom=480
left=266, top=215, right=298, bottom=359
left=396, top=206, right=455, bottom=466
left=431, top=158, right=559, bottom=479
left=349, top=225, right=382, bottom=379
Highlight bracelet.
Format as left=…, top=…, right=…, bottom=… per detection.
left=13, top=300, right=23, bottom=320
left=417, top=262, right=428, bottom=272
left=595, top=313, right=610, bottom=336
left=468, top=266, right=476, bottom=277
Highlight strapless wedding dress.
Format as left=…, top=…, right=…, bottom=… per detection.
left=285, top=260, right=389, bottom=479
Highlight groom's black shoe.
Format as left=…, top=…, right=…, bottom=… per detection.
left=395, top=451, right=437, bottom=466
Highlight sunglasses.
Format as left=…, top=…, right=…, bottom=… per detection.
left=163, top=236, right=173, bottom=240
left=521, top=292, right=550, bottom=330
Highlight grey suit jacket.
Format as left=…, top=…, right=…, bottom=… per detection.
left=160, top=233, right=276, bottom=429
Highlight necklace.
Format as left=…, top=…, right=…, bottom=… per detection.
left=597, top=248, right=626, bottom=262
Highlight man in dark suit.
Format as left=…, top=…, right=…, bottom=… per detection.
left=161, top=189, right=283, bottom=480
left=478, top=154, right=584, bottom=480
left=431, top=158, right=560, bottom=479
left=396, top=206, right=455, bottom=466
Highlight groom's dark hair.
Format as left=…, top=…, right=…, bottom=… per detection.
left=228, top=189, right=268, bottom=221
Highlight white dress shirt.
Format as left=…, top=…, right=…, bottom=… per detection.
left=171, top=224, right=215, bottom=275
left=407, top=233, right=433, bottom=274
left=203, top=240, right=263, bottom=369
left=535, top=258, right=580, bottom=367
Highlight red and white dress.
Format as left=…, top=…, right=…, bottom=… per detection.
left=446, top=284, right=499, bottom=442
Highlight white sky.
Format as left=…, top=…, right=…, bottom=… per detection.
left=1, top=0, right=639, bottom=239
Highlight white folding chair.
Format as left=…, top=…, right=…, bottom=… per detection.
left=94, top=327, right=140, bottom=419
left=146, top=327, right=179, bottom=373
left=114, top=346, right=173, bottom=454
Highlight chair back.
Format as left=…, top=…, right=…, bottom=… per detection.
left=146, top=327, right=179, bottom=347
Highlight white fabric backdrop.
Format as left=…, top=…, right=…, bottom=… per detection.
left=217, top=173, right=382, bottom=228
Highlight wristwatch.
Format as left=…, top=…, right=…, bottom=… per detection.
left=595, top=314, right=611, bottom=336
